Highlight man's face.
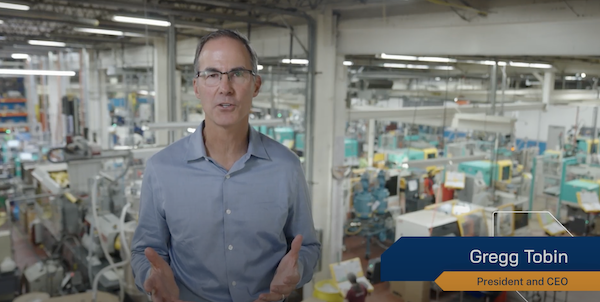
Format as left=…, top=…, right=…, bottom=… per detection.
left=193, top=37, right=261, bottom=129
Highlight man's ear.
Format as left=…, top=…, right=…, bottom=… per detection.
left=253, top=75, right=262, bottom=97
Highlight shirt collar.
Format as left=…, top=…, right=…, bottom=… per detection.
left=186, top=120, right=271, bottom=162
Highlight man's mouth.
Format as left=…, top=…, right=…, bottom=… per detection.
left=219, top=104, right=233, bottom=108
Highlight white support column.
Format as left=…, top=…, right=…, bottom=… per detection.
left=305, top=7, right=338, bottom=297
left=87, top=50, right=109, bottom=148
left=543, top=71, right=555, bottom=105
left=329, top=54, right=348, bottom=268
left=25, top=61, right=39, bottom=135
left=367, top=119, right=375, bottom=166
left=154, top=38, right=169, bottom=146
left=98, top=71, right=110, bottom=149
left=174, top=70, right=183, bottom=140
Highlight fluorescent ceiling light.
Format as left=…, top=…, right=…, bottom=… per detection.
left=383, top=63, right=453, bottom=70
left=380, top=53, right=456, bottom=63
left=187, top=128, right=196, bottom=133
left=0, top=69, right=76, bottom=76
left=257, top=65, right=263, bottom=71
left=113, top=15, right=171, bottom=27
left=0, top=2, right=29, bottom=10
left=123, top=32, right=146, bottom=38
left=480, top=60, right=506, bottom=66
left=11, top=53, right=29, bottom=59
left=418, top=56, right=457, bottom=63
left=380, top=53, right=417, bottom=61
left=343, top=61, right=353, bottom=66
left=509, top=61, right=552, bottom=69
left=74, top=27, right=124, bottom=36
left=564, top=76, right=578, bottom=81
left=281, top=59, right=308, bottom=65
left=28, top=40, right=66, bottom=47
left=581, top=73, right=586, bottom=78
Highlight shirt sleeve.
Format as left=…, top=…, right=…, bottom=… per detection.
left=284, top=162, right=322, bottom=288
left=130, top=160, right=172, bottom=293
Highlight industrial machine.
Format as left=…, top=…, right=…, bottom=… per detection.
left=395, top=209, right=460, bottom=238
left=15, top=136, right=154, bottom=301
left=344, top=138, right=360, bottom=166
left=404, top=175, right=434, bottom=213
left=344, top=171, right=395, bottom=259
left=458, top=160, right=513, bottom=186
left=273, top=127, right=295, bottom=146
left=560, top=179, right=600, bottom=205
left=576, top=137, right=599, bottom=154
left=378, top=132, right=403, bottom=150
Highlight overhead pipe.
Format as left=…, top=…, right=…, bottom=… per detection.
left=426, top=0, right=488, bottom=16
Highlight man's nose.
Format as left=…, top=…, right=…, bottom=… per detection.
left=218, top=74, right=233, bottom=93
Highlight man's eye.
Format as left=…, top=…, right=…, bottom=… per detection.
left=232, top=71, right=243, bottom=77
left=207, top=73, right=219, bottom=78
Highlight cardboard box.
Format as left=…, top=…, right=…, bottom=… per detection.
left=389, top=281, right=430, bottom=302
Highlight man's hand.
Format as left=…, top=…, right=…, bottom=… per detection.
left=144, top=247, right=180, bottom=302
left=256, top=235, right=303, bottom=302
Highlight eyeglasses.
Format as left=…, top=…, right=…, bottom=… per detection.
left=196, top=69, right=255, bottom=87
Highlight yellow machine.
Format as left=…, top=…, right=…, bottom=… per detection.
left=458, top=159, right=513, bottom=186
left=422, top=147, right=438, bottom=160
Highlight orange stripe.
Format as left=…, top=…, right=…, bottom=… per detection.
left=435, top=271, right=600, bottom=291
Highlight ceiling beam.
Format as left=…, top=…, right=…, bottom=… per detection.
left=0, top=9, right=99, bottom=26
left=58, top=0, right=288, bottom=28
left=180, top=0, right=306, bottom=16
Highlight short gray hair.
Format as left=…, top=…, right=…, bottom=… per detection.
left=193, top=29, right=259, bottom=75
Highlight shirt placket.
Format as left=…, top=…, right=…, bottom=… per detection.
left=223, top=171, right=238, bottom=301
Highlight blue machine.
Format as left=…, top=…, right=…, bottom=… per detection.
left=353, top=173, right=373, bottom=219
left=372, top=171, right=390, bottom=214
left=345, top=171, right=394, bottom=259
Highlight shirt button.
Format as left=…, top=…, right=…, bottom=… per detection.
left=225, top=174, right=230, bottom=179
left=232, top=281, right=236, bottom=286
left=226, top=209, right=231, bottom=215
left=228, top=245, right=233, bottom=250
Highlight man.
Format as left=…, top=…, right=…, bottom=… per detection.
left=130, top=29, right=321, bottom=302
left=344, top=273, right=368, bottom=302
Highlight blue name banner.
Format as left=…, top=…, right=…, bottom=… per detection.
left=381, top=237, right=600, bottom=281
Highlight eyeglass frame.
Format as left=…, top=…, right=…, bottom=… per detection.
left=195, top=68, right=257, bottom=86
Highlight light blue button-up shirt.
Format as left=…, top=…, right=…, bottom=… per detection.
left=130, top=121, right=321, bottom=302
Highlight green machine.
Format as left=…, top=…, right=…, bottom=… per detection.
left=386, top=148, right=425, bottom=167
left=273, top=127, right=295, bottom=144
left=345, top=138, right=359, bottom=158
left=458, top=160, right=513, bottom=186
left=378, top=132, right=402, bottom=150
left=560, top=179, right=600, bottom=205
left=295, top=133, right=305, bottom=151
left=576, top=137, right=599, bottom=154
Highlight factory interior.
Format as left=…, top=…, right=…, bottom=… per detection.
left=1, top=0, right=600, bottom=302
